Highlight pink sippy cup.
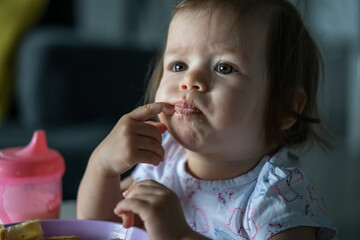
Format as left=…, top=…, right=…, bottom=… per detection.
left=0, top=130, right=65, bottom=224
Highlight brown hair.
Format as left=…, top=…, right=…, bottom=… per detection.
left=144, top=0, right=330, bottom=149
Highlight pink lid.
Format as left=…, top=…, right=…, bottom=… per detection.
left=0, top=130, right=65, bottom=178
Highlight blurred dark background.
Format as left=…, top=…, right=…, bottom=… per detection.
left=0, top=0, right=175, bottom=201
left=0, top=0, right=359, bottom=238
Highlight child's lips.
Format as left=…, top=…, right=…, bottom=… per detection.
left=174, top=100, right=202, bottom=115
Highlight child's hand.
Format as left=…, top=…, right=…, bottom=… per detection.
left=90, top=102, right=174, bottom=177
left=114, top=180, right=196, bottom=240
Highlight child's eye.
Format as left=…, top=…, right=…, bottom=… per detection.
left=215, top=62, right=238, bottom=74
left=169, top=62, right=188, bottom=72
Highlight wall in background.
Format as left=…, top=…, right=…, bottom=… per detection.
left=292, top=0, right=360, bottom=239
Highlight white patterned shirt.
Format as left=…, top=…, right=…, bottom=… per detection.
left=132, top=132, right=336, bottom=239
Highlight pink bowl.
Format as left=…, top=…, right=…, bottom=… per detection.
left=5, top=219, right=149, bottom=240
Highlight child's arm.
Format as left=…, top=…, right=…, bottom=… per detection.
left=114, top=180, right=211, bottom=240
left=77, top=103, right=174, bottom=221
left=77, top=160, right=123, bottom=222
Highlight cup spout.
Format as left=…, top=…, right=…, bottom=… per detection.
left=18, top=130, right=49, bottom=156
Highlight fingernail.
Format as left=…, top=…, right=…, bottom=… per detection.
left=122, top=189, right=129, bottom=197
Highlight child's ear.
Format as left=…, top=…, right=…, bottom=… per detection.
left=281, top=87, right=307, bottom=131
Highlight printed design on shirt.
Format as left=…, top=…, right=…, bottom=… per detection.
left=164, top=175, right=174, bottom=185
left=188, top=205, right=210, bottom=234
left=180, top=176, right=202, bottom=199
left=146, top=165, right=154, bottom=171
left=213, top=187, right=236, bottom=207
left=265, top=222, right=287, bottom=238
left=214, top=229, right=237, bottom=240
left=304, top=184, right=328, bottom=220
left=249, top=164, right=272, bottom=203
left=250, top=183, right=266, bottom=203
left=226, top=208, right=259, bottom=240
left=304, top=202, right=315, bottom=221
left=271, top=168, right=304, bottom=203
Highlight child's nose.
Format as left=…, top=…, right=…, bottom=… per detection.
left=179, top=70, right=209, bottom=92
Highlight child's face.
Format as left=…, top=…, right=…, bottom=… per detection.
left=156, top=9, right=272, bottom=159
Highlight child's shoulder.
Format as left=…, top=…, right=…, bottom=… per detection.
left=255, top=147, right=311, bottom=200
left=258, top=147, right=303, bottom=180
left=267, top=147, right=299, bottom=167
left=250, top=148, right=336, bottom=238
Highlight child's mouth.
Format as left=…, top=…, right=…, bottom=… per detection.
left=174, top=100, right=202, bottom=115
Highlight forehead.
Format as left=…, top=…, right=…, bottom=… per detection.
left=166, top=7, right=269, bottom=63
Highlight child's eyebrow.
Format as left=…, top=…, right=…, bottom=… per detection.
left=164, top=45, right=241, bottom=56
left=164, top=46, right=192, bottom=55
left=164, top=43, right=250, bottom=68
left=211, top=43, right=239, bottom=53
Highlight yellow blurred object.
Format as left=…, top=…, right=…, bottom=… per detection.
left=3, top=219, right=43, bottom=240
left=0, top=224, right=6, bottom=240
left=0, top=0, right=48, bottom=123
left=0, top=220, right=124, bottom=240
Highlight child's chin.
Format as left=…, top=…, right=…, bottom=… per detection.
left=168, top=127, right=206, bottom=150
